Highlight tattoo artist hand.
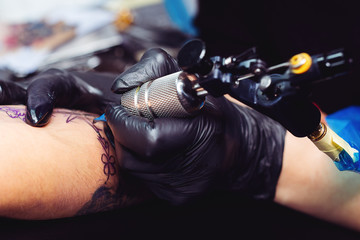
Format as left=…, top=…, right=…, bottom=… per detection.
left=24, top=69, right=120, bottom=127
left=105, top=48, right=286, bottom=204
left=0, top=79, right=27, bottom=105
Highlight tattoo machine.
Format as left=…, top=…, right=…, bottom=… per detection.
left=97, top=39, right=359, bottom=173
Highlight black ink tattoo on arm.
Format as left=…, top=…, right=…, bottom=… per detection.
left=56, top=110, right=149, bottom=215
left=0, top=106, right=149, bottom=215
left=0, top=107, right=117, bottom=184
left=56, top=110, right=117, bottom=184
left=75, top=174, right=151, bottom=216
left=85, top=118, right=116, bottom=184
left=0, top=106, right=26, bottom=121
left=76, top=186, right=122, bottom=215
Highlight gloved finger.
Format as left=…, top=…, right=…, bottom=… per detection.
left=0, top=80, right=26, bottom=105
left=111, top=48, right=181, bottom=94
left=105, top=104, right=198, bottom=160
left=25, top=69, right=83, bottom=127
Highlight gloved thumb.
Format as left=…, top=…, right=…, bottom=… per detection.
left=0, top=80, right=26, bottom=105
left=105, top=104, right=197, bottom=161
left=111, top=48, right=180, bottom=94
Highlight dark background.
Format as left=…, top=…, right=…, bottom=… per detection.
left=1, top=193, right=360, bottom=240
left=195, top=0, right=360, bottom=115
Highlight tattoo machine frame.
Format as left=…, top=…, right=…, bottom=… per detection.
left=117, top=39, right=359, bottom=172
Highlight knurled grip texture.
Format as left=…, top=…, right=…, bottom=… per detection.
left=120, top=71, right=191, bottom=119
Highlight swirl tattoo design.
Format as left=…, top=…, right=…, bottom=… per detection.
left=99, top=136, right=117, bottom=183
left=0, top=106, right=26, bottom=121
left=0, top=106, right=145, bottom=216
left=1, top=107, right=117, bottom=184
left=65, top=112, right=117, bottom=184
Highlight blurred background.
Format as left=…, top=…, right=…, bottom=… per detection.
left=0, top=0, right=193, bottom=79
left=1, top=0, right=360, bottom=239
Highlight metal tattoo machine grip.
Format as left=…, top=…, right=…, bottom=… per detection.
left=120, top=39, right=211, bottom=119
left=120, top=71, right=205, bottom=119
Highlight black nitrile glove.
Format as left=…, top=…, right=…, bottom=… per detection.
left=24, top=68, right=121, bottom=126
left=0, top=79, right=27, bottom=105
left=105, top=48, right=286, bottom=204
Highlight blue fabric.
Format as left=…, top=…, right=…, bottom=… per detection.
left=163, top=0, right=198, bottom=36
left=326, top=106, right=360, bottom=172
left=326, top=106, right=360, bottom=146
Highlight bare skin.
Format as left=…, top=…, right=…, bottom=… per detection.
left=0, top=105, right=151, bottom=220
left=276, top=129, right=360, bottom=231
left=227, top=96, right=360, bottom=231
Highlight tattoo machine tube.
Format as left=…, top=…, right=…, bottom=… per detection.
left=119, top=71, right=206, bottom=120
left=309, top=123, right=360, bottom=171
left=93, top=71, right=206, bottom=122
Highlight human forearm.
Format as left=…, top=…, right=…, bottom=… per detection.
left=276, top=132, right=360, bottom=231
left=226, top=96, right=360, bottom=231
left=0, top=106, right=152, bottom=219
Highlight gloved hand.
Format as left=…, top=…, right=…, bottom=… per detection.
left=105, top=48, right=286, bottom=204
left=0, top=79, right=27, bottom=105
left=23, top=68, right=121, bottom=126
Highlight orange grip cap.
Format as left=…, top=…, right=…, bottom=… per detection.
left=290, top=53, right=312, bottom=74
